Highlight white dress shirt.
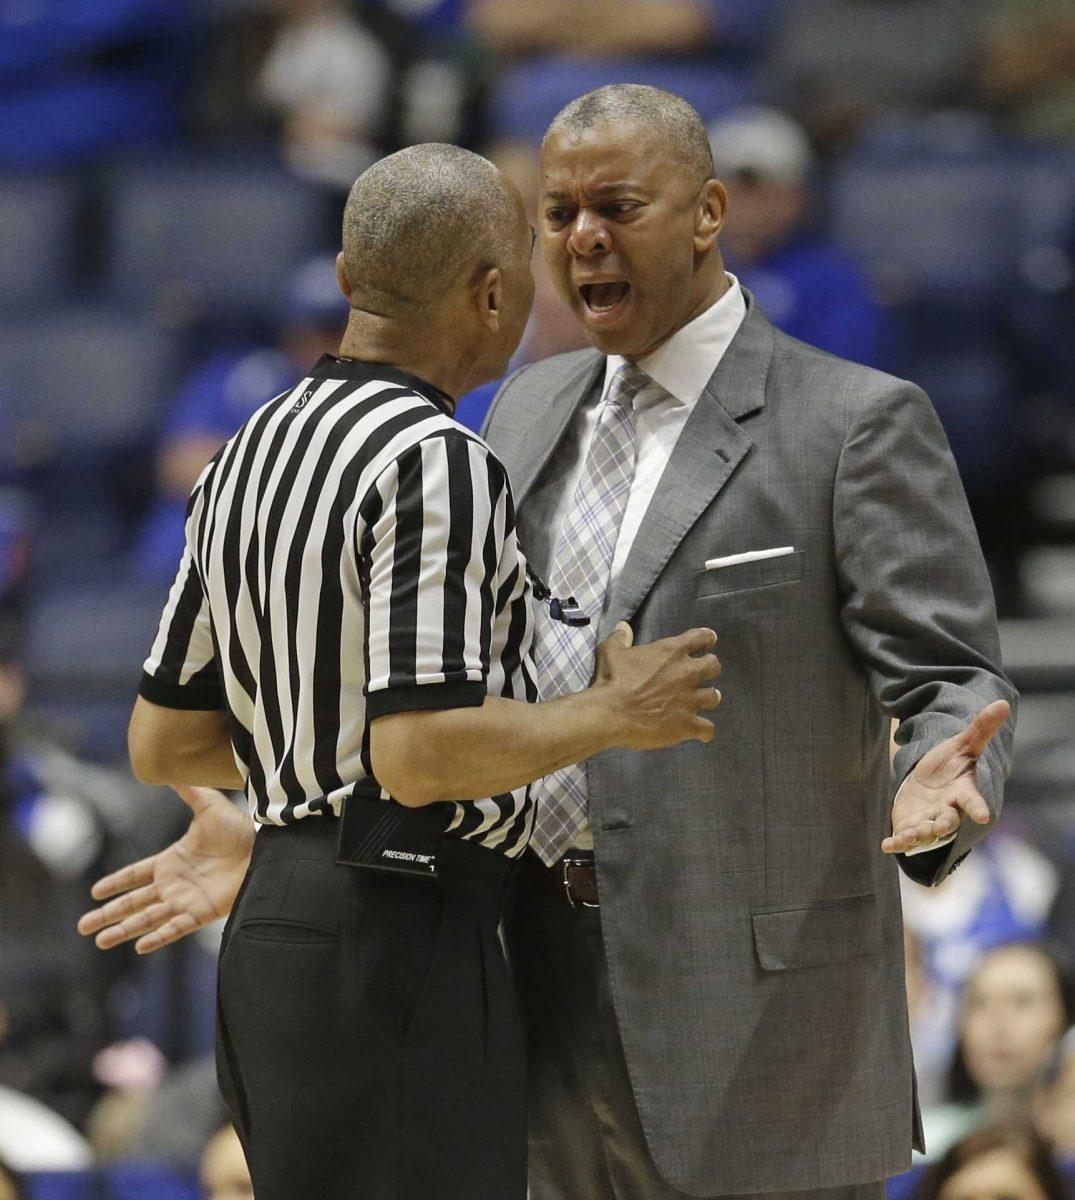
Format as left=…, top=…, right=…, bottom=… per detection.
left=548, top=273, right=951, bottom=857
left=549, top=274, right=747, bottom=592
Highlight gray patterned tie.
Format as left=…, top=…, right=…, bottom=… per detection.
left=530, top=361, right=651, bottom=865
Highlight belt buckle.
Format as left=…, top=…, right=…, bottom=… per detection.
left=562, top=856, right=598, bottom=909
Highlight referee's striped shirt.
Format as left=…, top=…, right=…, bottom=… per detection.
left=139, top=356, right=538, bottom=857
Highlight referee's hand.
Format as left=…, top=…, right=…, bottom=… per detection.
left=77, top=786, right=254, bottom=955
left=594, top=622, right=722, bottom=750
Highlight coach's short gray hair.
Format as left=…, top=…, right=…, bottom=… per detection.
left=544, top=84, right=715, bottom=187
left=342, top=144, right=522, bottom=315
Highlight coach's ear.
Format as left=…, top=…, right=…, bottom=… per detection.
left=694, top=179, right=726, bottom=254
left=336, top=251, right=353, bottom=302
left=477, top=266, right=504, bottom=334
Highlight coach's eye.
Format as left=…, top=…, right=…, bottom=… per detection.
left=545, top=208, right=572, bottom=225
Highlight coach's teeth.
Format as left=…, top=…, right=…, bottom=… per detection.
left=581, top=282, right=629, bottom=311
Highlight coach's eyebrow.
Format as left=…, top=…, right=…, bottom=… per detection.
left=541, top=181, right=638, bottom=200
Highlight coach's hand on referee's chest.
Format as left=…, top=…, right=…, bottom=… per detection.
left=592, top=622, right=722, bottom=750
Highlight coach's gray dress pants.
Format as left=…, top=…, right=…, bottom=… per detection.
left=505, top=851, right=887, bottom=1200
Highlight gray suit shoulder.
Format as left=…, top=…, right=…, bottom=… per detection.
left=515, top=346, right=602, bottom=381
left=482, top=347, right=602, bottom=436
left=767, top=324, right=929, bottom=430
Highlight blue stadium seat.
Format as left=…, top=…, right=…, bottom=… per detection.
left=102, top=1162, right=199, bottom=1200
left=23, top=579, right=168, bottom=759
left=21, top=1173, right=94, bottom=1200
left=25, top=581, right=167, bottom=696
left=0, top=304, right=182, bottom=459
left=885, top=1165, right=924, bottom=1200
left=0, top=304, right=183, bottom=589
left=1011, top=147, right=1075, bottom=398
left=829, top=152, right=1020, bottom=298
left=826, top=123, right=1046, bottom=493
left=890, top=297, right=1020, bottom=489
left=490, top=57, right=759, bottom=145
left=105, top=155, right=333, bottom=327
left=847, top=110, right=1005, bottom=165
left=0, top=175, right=80, bottom=315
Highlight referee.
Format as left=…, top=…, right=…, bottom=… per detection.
left=85, top=145, right=721, bottom=1199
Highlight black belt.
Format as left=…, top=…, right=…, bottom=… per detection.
left=560, top=852, right=599, bottom=908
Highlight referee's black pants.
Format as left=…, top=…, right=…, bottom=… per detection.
left=215, top=816, right=526, bottom=1200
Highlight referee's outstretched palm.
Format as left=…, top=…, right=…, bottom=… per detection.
left=77, top=785, right=254, bottom=955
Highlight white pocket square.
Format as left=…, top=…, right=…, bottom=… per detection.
left=704, top=546, right=795, bottom=571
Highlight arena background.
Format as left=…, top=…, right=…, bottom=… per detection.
left=0, top=2, right=1073, bottom=1198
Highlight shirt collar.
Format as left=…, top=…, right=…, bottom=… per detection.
left=308, top=354, right=456, bottom=415
left=602, top=273, right=747, bottom=410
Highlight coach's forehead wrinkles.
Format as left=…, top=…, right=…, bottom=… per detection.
left=541, top=180, right=642, bottom=200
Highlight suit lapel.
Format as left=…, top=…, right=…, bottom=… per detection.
left=508, top=350, right=604, bottom=504
left=598, top=298, right=775, bottom=639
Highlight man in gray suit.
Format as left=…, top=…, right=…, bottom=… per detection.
left=487, top=85, right=1017, bottom=1199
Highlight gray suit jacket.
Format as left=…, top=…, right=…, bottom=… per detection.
left=483, top=294, right=1018, bottom=1194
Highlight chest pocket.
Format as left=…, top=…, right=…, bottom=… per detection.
left=696, top=550, right=803, bottom=600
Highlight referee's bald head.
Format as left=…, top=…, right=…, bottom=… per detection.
left=341, top=144, right=530, bottom=317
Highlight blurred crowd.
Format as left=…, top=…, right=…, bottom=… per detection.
left=0, top=1, right=1073, bottom=1197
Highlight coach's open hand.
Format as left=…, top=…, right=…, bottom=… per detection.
left=881, top=699, right=1011, bottom=855
left=78, top=785, right=254, bottom=954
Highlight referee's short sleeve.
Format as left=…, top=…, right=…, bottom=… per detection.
left=358, top=430, right=510, bottom=721
left=139, top=514, right=225, bottom=711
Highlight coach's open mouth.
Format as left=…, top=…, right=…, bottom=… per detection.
left=579, top=281, right=631, bottom=318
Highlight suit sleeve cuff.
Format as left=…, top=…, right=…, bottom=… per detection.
left=365, top=681, right=486, bottom=721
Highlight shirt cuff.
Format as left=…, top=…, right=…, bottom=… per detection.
left=893, top=772, right=958, bottom=857
left=365, top=681, right=486, bottom=721
left=138, top=670, right=226, bottom=712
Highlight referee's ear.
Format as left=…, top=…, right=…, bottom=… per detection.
left=336, top=251, right=353, bottom=302
left=478, top=267, right=504, bottom=333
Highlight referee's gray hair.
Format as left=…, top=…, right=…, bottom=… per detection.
left=544, top=84, right=715, bottom=187
left=342, top=144, right=522, bottom=316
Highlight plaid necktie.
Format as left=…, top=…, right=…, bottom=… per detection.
left=530, top=361, right=651, bottom=865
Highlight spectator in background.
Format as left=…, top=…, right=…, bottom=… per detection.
left=0, top=506, right=191, bottom=1127
left=0, top=389, right=32, bottom=668
left=921, top=943, right=1074, bottom=1162
left=258, top=0, right=392, bottom=191
left=200, top=1125, right=253, bottom=1200
left=915, top=1124, right=1067, bottom=1200
left=768, top=0, right=986, bottom=152
left=901, top=829, right=1059, bottom=1106
left=708, top=105, right=890, bottom=368
left=0, top=1159, right=23, bottom=1200
left=0, top=0, right=195, bottom=169
left=980, top=0, right=1075, bottom=144
left=471, top=0, right=782, bottom=150
left=0, top=631, right=157, bottom=1129
left=133, top=254, right=346, bottom=581
left=130, top=1057, right=226, bottom=1178
left=1036, top=1029, right=1075, bottom=1178
left=0, top=1085, right=93, bottom=1179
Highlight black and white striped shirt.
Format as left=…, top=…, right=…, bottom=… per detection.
left=139, top=356, right=538, bottom=857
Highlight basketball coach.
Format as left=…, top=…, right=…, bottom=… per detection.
left=481, top=85, right=1018, bottom=1200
